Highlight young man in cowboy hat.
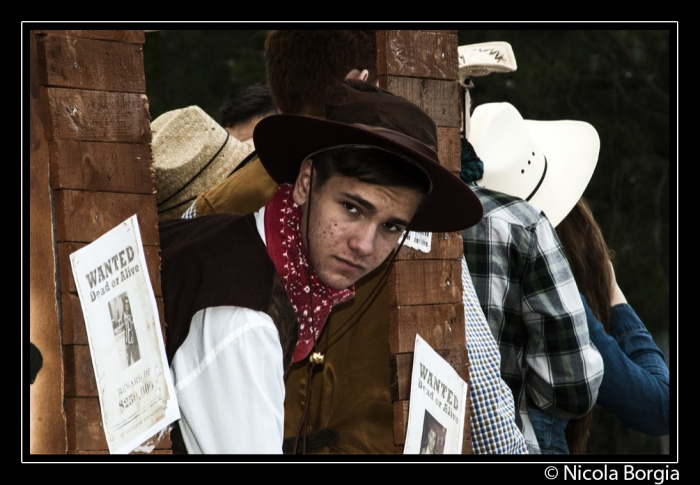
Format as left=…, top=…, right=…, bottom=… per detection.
left=159, top=79, right=482, bottom=454
left=181, top=31, right=527, bottom=454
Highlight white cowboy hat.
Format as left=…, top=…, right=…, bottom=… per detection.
left=151, top=105, right=255, bottom=220
left=458, top=41, right=517, bottom=88
left=469, top=102, right=600, bottom=227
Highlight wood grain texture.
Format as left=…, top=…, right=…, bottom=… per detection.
left=396, top=231, right=462, bottom=261
left=41, top=87, right=151, bottom=143
left=376, top=30, right=458, bottom=80
left=61, top=293, right=88, bottom=345
left=389, top=352, right=413, bottom=402
left=53, top=190, right=159, bottom=244
left=58, top=241, right=162, bottom=297
left=49, top=140, right=154, bottom=193
left=379, top=77, right=460, bottom=128
left=393, top=400, right=410, bottom=446
left=388, top=303, right=466, bottom=355
left=36, top=35, right=146, bottom=92
left=377, top=30, right=470, bottom=453
left=437, top=126, right=462, bottom=172
left=65, top=397, right=107, bottom=450
left=29, top=27, right=68, bottom=454
left=387, top=259, right=463, bottom=307
left=33, top=30, right=145, bottom=43
left=63, top=345, right=98, bottom=397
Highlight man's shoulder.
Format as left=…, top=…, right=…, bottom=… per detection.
left=470, top=186, right=547, bottom=229
left=159, top=212, right=263, bottom=261
left=161, top=211, right=250, bottom=236
left=195, top=155, right=279, bottom=217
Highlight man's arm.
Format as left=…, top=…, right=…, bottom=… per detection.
left=170, top=306, right=285, bottom=454
left=521, top=216, right=604, bottom=419
left=461, top=258, right=527, bottom=454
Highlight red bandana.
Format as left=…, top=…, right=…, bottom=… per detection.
left=264, top=185, right=355, bottom=362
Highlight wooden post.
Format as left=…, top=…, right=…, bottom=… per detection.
left=29, top=29, right=170, bottom=454
left=377, top=30, right=472, bottom=454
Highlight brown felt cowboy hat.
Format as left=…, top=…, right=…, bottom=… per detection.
left=254, top=79, right=482, bottom=232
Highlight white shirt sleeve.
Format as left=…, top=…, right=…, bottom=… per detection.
left=170, top=305, right=285, bottom=454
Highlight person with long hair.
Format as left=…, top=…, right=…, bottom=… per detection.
left=466, top=100, right=668, bottom=454
left=552, top=197, right=670, bottom=453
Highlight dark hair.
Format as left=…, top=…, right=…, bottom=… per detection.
left=219, top=82, right=275, bottom=128
left=265, top=30, right=378, bottom=117
left=311, top=146, right=431, bottom=197
left=555, top=197, right=615, bottom=454
left=556, top=197, right=614, bottom=331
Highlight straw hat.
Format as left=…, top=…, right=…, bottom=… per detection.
left=469, top=102, right=600, bottom=227
left=255, top=79, right=482, bottom=232
left=151, top=106, right=255, bottom=220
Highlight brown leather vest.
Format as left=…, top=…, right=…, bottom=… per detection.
left=159, top=212, right=298, bottom=369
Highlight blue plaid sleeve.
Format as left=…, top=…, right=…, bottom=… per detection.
left=181, top=200, right=197, bottom=219
left=462, top=258, right=527, bottom=454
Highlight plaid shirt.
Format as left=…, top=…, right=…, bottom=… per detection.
left=462, top=186, right=604, bottom=451
left=181, top=200, right=197, bottom=219
left=462, top=257, right=527, bottom=454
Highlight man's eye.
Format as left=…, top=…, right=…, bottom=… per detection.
left=383, top=223, right=400, bottom=233
left=343, top=203, right=359, bottom=214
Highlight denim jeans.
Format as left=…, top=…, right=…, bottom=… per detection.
left=527, top=404, right=570, bottom=454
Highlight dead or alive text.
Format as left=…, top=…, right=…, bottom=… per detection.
left=418, top=363, right=461, bottom=423
left=84, top=246, right=140, bottom=301
left=85, top=246, right=136, bottom=288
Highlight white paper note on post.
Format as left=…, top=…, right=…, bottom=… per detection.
left=401, top=231, right=432, bottom=254
left=403, top=334, right=468, bottom=454
left=70, top=214, right=180, bottom=454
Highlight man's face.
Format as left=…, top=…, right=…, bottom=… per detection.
left=292, top=158, right=423, bottom=290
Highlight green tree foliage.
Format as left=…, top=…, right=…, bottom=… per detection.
left=144, top=30, right=268, bottom=123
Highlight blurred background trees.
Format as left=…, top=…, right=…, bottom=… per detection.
left=143, top=29, right=673, bottom=454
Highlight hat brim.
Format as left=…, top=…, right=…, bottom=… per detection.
left=254, top=115, right=482, bottom=232
left=524, top=120, right=600, bottom=227
left=470, top=102, right=599, bottom=227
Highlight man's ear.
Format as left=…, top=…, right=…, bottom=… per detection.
left=344, top=69, right=369, bottom=82
left=292, top=158, right=314, bottom=206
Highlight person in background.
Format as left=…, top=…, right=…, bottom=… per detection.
left=219, top=82, right=276, bottom=142
left=462, top=98, right=604, bottom=454
left=548, top=197, right=670, bottom=453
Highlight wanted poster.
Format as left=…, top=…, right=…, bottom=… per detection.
left=403, top=334, right=468, bottom=454
left=70, top=215, right=179, bottom=454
